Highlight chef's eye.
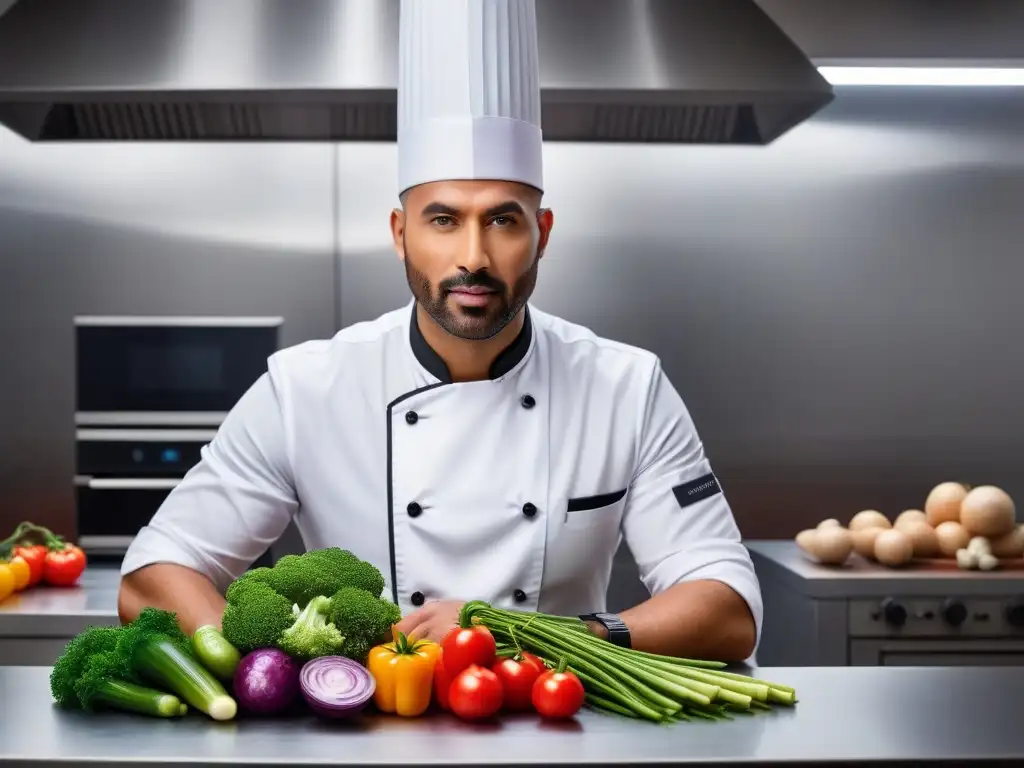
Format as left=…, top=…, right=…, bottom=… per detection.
left=492, top=215, right=516, bottom=226
left=432, top=215, right=455, bottom=227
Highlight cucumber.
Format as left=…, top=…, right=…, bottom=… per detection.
left=192, top=625, right=242, bottom=682
left=135, top=635, right=237, bottom=721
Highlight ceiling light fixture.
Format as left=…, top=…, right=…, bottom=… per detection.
left=818, top=66, right=1024, bottom=87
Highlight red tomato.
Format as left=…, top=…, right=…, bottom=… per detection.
left=492, top=655, right=545, bottom=711
left=12, top=545, right=46, bottom=586
left=433, top=652, right=455, bottom=711
left=448, top=665, right=503, bottom=721
left=532, top=668, right=585, bottom=719
left=440, top=624, right=496, bottom=676
left=43, top=545, right=87, bottom=587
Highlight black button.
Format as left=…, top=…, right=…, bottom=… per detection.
left=407, top=502, right=422, bottom=518
left=514, top=589, right=527, bottom=603
left=411, top=591, right=425, bottom=606
left=520, top=394, right=536, bottom=409
left=522, top=502, right=537, bottom=518
left=405, top=411, right=419, bottom=425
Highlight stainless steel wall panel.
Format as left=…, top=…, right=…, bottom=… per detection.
left=334, top=87, right=1024, bottom=548
left=0, top=131, right=337, bottom=538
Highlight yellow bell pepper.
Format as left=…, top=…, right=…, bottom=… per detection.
left=5, top=556, right=31, bottom=591
left=367, top=631, right=440, bottom=717
left=0, top=563, right=14, bottom=603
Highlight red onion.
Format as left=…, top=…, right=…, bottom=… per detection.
left=300, top=656, right=376, bottom=718
left=234, top=648, right=300, bottom=715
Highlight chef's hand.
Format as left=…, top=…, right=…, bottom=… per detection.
left=392, top=600, right=465, bottom=645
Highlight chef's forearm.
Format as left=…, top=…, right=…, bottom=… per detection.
left=610, top=580, right=757, bottom=662
left=118, top=563, right=227, bottom=635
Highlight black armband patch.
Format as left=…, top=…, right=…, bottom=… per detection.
left=672, top=473, right=721, bottom=509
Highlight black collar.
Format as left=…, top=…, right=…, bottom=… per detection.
left=409, top=304, right=533, bottom=384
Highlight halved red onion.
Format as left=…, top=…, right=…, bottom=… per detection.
left=299, top=656, right=376, bottom=718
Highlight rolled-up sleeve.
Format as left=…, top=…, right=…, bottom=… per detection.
left=621, top=359, right=763, bottom=651
left=120, top=362, right=298, bottom=594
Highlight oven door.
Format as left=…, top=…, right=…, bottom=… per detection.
left=75, top=476, right=179, bottom=555
left=75, top=316, right=281, bottom=424
left=851, top=639, right=1024, bottom=666
left=75, top=428, right=208, bottom=559
left=74, top=476, right=272, bottom=569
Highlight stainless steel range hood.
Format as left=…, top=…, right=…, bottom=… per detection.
left=0, top=0, right=833, bottom=144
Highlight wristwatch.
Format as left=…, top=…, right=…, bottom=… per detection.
left=579, top=612, right=631, bottom=648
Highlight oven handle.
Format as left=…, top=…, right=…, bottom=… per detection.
left=77, top=477, right=182, bottom=491
left=76, top=429, right=218, bottom=442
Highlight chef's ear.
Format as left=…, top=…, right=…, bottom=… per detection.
left=536, top=207, right=554, bottom=260
left=390, top=207, right=407, bottom=262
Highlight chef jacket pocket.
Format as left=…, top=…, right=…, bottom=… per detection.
left=564, top=487, right=628, bottom=528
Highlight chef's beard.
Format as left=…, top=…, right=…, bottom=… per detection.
left=404, top=245, right=538, bottom=341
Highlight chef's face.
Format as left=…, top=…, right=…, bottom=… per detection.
left=392, top=180, right=553, bottom=341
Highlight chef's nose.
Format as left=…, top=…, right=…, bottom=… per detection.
left=457, top=223, right=491, bottom=273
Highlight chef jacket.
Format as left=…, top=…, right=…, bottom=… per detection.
left=121, top=301, right=763, bottom=649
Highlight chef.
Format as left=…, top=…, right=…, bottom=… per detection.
left=118, top=0, right=762, bottom=663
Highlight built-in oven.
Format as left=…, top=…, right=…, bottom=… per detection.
left=75, top=315, right=281, bottom=426
left=73, top=316, right=282, bottom=565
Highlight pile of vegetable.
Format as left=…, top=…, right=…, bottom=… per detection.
left=795, top=481, right=1020, bottom=570
left=430, top=622, right=587, bottom=721
left=450, top=601, right=795, bottom=723
left=50, top=547, right=396, bottom=720
left=219, top=547, right=400, bottom=663
left=1, top=520, right=88, bottom=602
left=50, top=546, right=797, bottom=726
left=50, top=607, right=236, bottom=720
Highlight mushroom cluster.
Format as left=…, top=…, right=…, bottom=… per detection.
left=793, top=482, right=1020, bottom=569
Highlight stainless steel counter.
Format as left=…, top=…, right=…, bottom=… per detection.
left=0, top=566, right=120, bottom=665
left=748, top=540, right=1024, bottom=598
left=748, top=540, right=1024, bottom=666
left=2, top=664, right=1024, bottom=766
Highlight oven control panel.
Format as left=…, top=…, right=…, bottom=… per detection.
left=849, top=596, right=1024, bottom=637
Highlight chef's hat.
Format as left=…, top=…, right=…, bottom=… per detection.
left=397, top=0, right=544, bottom=196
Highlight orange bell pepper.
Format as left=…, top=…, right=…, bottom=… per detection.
left=367, top=631, right=440, bottom=717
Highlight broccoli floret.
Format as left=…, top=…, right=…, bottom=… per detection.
left=50, top=626, right=124, bottom=708
left=224, top=566, right=274, bottom=603
left=221, top=581, right=295, bottom=654
left=308, top=547, right=387, bottom=598
left=269, top=548, right=384, bottom=608
left=219, top=548, right=394, bottom=661
left=329, top=586, right=402, bottom=663
left=117, top=606, right=192, bottom=662
left=277, top=595, right=346, bottom=661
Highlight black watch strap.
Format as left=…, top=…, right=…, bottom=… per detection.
left=579, top=612, right=631, bottom=648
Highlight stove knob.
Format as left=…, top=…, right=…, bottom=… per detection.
left=1006, top=600, right=1024, bottom=628
left=942, top=599, right=968, bottom=627
left=881, top=597, right=907, bottom=627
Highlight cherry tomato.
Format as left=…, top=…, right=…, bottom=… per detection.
left=492, top=654, right=546, bottom=711
left=43, top=545, right=87, bottom=587
left=433, top=651, right=455, bottom=711
left=532, top=667, right=585, bottom=719
left=448, top=665, right=503, bottom=721
left=440, top=624, right=496, bottom=676
left=12, top=545, right=46, bottom=586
